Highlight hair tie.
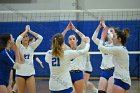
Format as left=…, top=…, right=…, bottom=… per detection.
left=54, top=38, right=57, bottom=45
left=54, top=38, right=57, bottom=41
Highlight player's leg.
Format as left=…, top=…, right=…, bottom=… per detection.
left=73, top=79, right=85, bottom=93
left=26, top=76, right=36, bottom=93
left=70, top=71, right=84, bottom=93
left=12, top=83, right=17, bottom=93
left=0, top=85, right=7, bottom=93
left=98, top=77, right=107, bottom=93
left=84, top=72, right=98, bottom=93
left=7, top=84, right=12, bottom=93
left=16, top=76, right=26, bottom=93
left=107, top=76, right=114, bottom=93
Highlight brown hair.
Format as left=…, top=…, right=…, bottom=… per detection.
left=123, top=28, right=129, bottom=38
left=29, top=37, right=35, bottom=43
left=19, top=31, right=29, bottom=44
left=51, top=33, right=64, bottom=58
left=0, top=33, right=11, bottom=52
left=68, top=34, right=78, bottom=48
left=114, top=28, right=130, bottom=46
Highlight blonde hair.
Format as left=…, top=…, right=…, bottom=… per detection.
left=51, top=33, right=64, bottom=58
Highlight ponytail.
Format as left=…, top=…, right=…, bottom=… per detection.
left=52, top=33, right=64, bottom=58
left=115, top=28, right=130, bottom=46
left=123, top=28, right=129, bottom=38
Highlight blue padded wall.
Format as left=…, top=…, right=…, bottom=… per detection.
left=0, top=20, right=140, bottom=77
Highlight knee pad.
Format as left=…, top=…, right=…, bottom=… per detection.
left=98, top=90, right=106, bottom=93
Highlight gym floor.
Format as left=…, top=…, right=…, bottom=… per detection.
left=35, top=78, right=140, bottom=93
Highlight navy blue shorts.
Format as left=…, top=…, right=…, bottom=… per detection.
left=16, top=75, right=34, bottom=80
left=51, top=87, right=73, bottom=93
left=85, top=71, right=92, bottom=75
left=70, top=70, right=84, bottom=84
left=114, top=78, right=130, bottom=90
left=101, top=68, right=114, bottom=80
left=0, top=79, right=9, bottom=87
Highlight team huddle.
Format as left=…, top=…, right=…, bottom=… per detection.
left=0, top=17, right=131, bottom=93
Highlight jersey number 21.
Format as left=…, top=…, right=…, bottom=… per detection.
left=52, top=58, right=60, bottom=66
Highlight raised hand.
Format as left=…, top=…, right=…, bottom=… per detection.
left=100, top=16, right=106, bottom=28
left=65, top=22, right=71, bottom=32
left=62, top=22, right=71, bottom=36
left=25, top=25, right=30, bottom=32
left=70, top=21, right=76, bottom=31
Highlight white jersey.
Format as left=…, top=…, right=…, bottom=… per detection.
left=98, top=40, right=131, bottom=86
left=65, top=42, right=91, bottom=71
left=101, top=43, right=114, bottom=69
left=83, top=54, right=93, bottom=72
left=45, top=43, right=89, bottom=91
left=16, top=35, right=43, bottom=76
left=92, top=31, right=114, bottom=69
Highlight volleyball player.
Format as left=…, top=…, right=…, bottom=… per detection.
left=62, top=22, right=86, bottom=93
left=0, top=33, right=22, bottom=93
left=16, top=25, right=43, bottom=93
left=98, top=26, right=131, bottom=93
left=45, top=33, right=90, bottom=93
left=92, top=16, right=114, bottom=93
left=62, top=21, right=97, bottom=93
